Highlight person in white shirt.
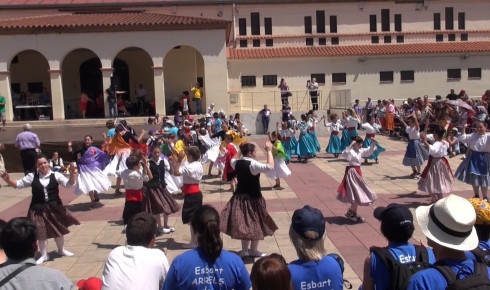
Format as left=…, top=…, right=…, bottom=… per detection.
left=398, top=114, right=429, bottom=179
left=136, top=84, right=147, bottom=99
left=361, top=116, right=386, bottom=164
left=307, top=78, right=319, bottom=110
left=102, top=212, right=169, bottom=290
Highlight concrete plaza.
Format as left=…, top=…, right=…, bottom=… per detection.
left=0, top=131, right=475, bottom=289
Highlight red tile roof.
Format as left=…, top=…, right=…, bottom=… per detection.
left=227, top=41, right=490, bottom=59
left=0, top=12, right=230, bottom=34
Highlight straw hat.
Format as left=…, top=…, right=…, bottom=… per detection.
left=415, top=194, right=478, bottom=251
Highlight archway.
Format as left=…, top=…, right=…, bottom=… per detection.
left=9, top=50, right=50, bottom=121
left=163, top=45, right=204, bottom=115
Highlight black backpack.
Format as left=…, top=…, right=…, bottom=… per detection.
left=471, top=248, right=490, bottom=267
left=433, top=260, right=490, bottom=290
left=326, top=253, right=352, bottom=289
left=370, top=245, right=431, bottom=289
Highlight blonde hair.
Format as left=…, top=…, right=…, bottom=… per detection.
left=289, top=226, right=325, bottom=261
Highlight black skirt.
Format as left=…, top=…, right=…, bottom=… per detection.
left=122, top=201, right=143, bottom=225
left=182, top=192, right=203, bottom=224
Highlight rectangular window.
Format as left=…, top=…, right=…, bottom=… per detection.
left=447, top=69, right=461, bottom=80
left=239, top=40, right=248, bottom=47
left=371, top=36, right=379, bottom=44
left=332, top=73, right=346, bottom=84
left=241, top=76, right=256, bottom=87
left=319, top=38, right=327, bottom=45
left=263, top=75, right=277, bottom=86
left=316, top=11, right=325, bottom=33
left=461, top=33, right=468, bottom=41
left=468, top=68, right=482, bottom=79
left=264, top=18, right=272, bottom=35
left=458, top=12, right=465, bottom=30
left=330, top=15, right=338, bottom=33
left=436, top=34, right=444, bottom=42
left=396, top=35, right=404, bottom=43
left=448, top=34, right=456, bottom=41
left=253, top=39, right=260, bottom=47
left=434, top=13, right=441, bottom=30
left=370, top=15, right=377, bottom=32
left=311, top=73, right=326, bottom=84
left=384, top=36, right=392, bottom=43
left=251, top=12, right=260, bottom=35
left=380, top=71, right=394, bottom=83
left=331, top=37, right=339, bottom=45
left=381, top=9, right=390, bottom=31
left=445, top=7, right=454, bottom=30
left=265, top=39, right=273, bottom=47
left=238, top=18, right=246, bottom=35
left=306, top=38, right=314, bottom=46
left=395, top=14, right=402, bottom=32
left=400, top=70, right=414, bottom=82
left=304, top=16, right=312, bottom=34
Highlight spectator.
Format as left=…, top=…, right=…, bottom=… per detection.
left=79, top=92, right=93, bottom=119
left=251, top=254, right=293, bottom=290
left=0, top=219, right=6, bottom=265
left=482, top=90, right=490, bottom=102
left=354, top=99, right=363, bottom=128
left=407, top=194, right=490, bottom=289
left=466, top=198, right=490, bottom=263
left=0, top=218, right=73, bottom=289
left=14, top=123, right=41, bottom=175
left=190, top=82, right=203, bottom=115
left=0, top=92, right=6, bottom=131
left=447, top=128, right=460, bottom=157
left=365, top=97, right=374, bottom=120
left=259, top=104, right=271, bottom=134
left=102, top=212, right=169, bottom=290
left=39, top=87, right=51, bottom=105
left=307, top=78, right=319, bottom=110
left=281, top=101, right=291, bottom=122
left=446, top=89, right=458, bottom=100
left=77, top=277, right=102, bottom=290
left=458, top=89, right=468, bottom=100
left=106, top=88, right=117, bottom=118
left=288, top=205, right=344, bottom=290
left=162, top=205, right=251, bottom=289
left=278, top=78, right=290, bottom=105
left=49, top=151, right=65, bottom=172
left=181, top=91, right=191, bottom=114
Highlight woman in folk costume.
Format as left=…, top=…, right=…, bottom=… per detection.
left=307, top=110, right=323, bottom=156
left=361, top=116, right=386, bottom=164
left=221, top=134, right=238, bottom=192
left=296, top=114, right=316, bottom=163
left=68, top=135, right=111, bottom=209
left=398, top=113, right=429, bottom=179
left=267, top=131, right=291, bottom=190
left=337, top=136, right=378, bottom=223
left=324, top=113, right=343, bottom=158
left=197, top=127, right=221, bottom=176
left=455, top=121, right=490, bottom=200
left=340, top=108, right=361, bottom=151
left=289, top=116, right=299, bottom=158
left=278, top=121, right=295, bottom=163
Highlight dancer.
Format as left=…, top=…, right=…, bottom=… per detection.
left=337, top=136, right=378, bottom=223
left=222, top=134, right=238, bottom=192
left=361, top=116, right=386, bottom=164
left=455, top=121, right=490, bottom=200
left=296, top=114, right=315, bottom=163
left=197, top=127, right=221, bottom=176
left=278, top=121, right=295, bottom=163
left=340, top=108, right=360, bottom=151
left=68, top=135, right=111, bottom=209
left=324, top=113, right=343, bottom=158
left=267, top=131, right=291, bottom=190
left=143, top=146, right=180, bottom=234
left=220, top=142, right=278, bottom=258
left=418, top=125, right=453, bottom=203
left=0, top=155, right=79, bottom=264
left=399, top=114, right=428, bottom=179
left=307, top=111, right=323, bottom=156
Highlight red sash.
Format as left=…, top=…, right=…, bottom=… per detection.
left=366, top=133, right=375, bottom=138
left=183, top=183, right=201, bottom=195
left=282, top=137, right=291, bottom=141
left=420, top=156, right=454, bottom=179
left=126, top=189, right=143, bottom=202
left=347, top=127, right=356, bottom=131
left=337, top=166, right=362, bottom=198
left=331, top=131, right=339, bottom=136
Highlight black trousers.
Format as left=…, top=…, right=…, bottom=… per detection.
left=20, top=148, right=37, bottom=175
left=310, top=92, right=318, bottom=110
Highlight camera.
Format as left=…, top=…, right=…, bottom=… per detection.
left=307, top=80, right=311, bottom=84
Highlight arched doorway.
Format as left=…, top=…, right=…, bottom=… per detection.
left=163, top=45, right=204, bottom=115
left=9, top=50, right=50, bottom=121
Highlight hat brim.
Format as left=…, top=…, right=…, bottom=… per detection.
left=416, top=205, right=478, bottom=251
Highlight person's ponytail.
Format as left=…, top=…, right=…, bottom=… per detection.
left=191, top=205, right=223, bottom=263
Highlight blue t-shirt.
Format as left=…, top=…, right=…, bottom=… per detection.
left=465, top=239, right=490, bottom=261
left=215, top=119, right=222, bottom=133
left=288, top=256, right=343, bottom=290
left=370, top=243, right=436, bottom=290
left=107, top=128, right=115, bottom=138
left=407, top=259, right=490, bottom=290
left=162, top=248, right=251, bottom=290
left=169, top=127, right=179, bottom=137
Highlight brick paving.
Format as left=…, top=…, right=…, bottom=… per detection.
left=0, top=131, right=475, bottom=289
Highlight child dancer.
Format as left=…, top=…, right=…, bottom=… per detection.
left=197, top=128, right=221, bottom=176
left=340, top=108, right=360, bottom=151
left=307, top=111, right=323, bottom=156
left=361, top=116, right=386, bottom=164
left=222, top=134, right=238, bottom=192
left=324, top=113, right=343, bottom=157
left=337, top=136, right=378, bottom=223
left=267, top=131, right=291, bottom=189
left=143, top=146, right=180, bottom=234
left=173, top=147, right=203, bottom=249
left=278, top=121, right=295, bottom=163
left=455, top=121, right=490, bottom=200
left=418, top=125, right=453, bottom=203
left=289, top=116, right=299, bottom=158
left=296, top=114, right=315, bottom=163
left=399, top=114, right=428, bottom=179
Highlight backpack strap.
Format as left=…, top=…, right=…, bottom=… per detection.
left=0, top=263, right=34, bottom=288
left=414, top=245, right=429, bottom=263
left=471, top=247, right=488, bottom=264
left=370, top=246, right=397, bottom=270
left=433, top=261, right=458, bottom=285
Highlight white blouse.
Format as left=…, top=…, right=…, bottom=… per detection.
left=17, top=171, right=72, bottom=189
left=345, top=116, right=360, bottom=128
left=342, top=145, right=376, bottom=166
left=325, top=121, right=343, bottom=132
left=405, top=126, right=420, bottom=140
left=231, top=156, right=273, bottom=175
left=428, top=141, right=449, bottom=158
left=361, top=123, right=378, bottom=134
left=280, top=128, right=294, bottom=138
left=458, top=133, right=490, bottom=153
left=179, top=161, right=203, bottom=184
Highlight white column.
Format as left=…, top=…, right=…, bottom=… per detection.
left=202, top=55, right=229, bottom=113
left=100, top=68, right=114, bottom=118
left=0, top=71, right=13, bottom=122
left=48, top=70, right=64, bottom=120
left=152, top=66, right=165, bottom=115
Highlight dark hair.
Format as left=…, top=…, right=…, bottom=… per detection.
left=84, top=135, right=93, bottom=141
left=191, top=205, right=223, bottom=263
left=240, top=143, right=256, bottom=156
left=186, top=146, right=201, bottom=161
left=35, top=155, right=48, bottom=164
left=475, top=225, right=490, bottom=241
left=329, top=113, right=338, bottom=121
left=301, top=114, right=307, bottom=121
left=0, top=219, right=6, bottom=249
left=380, top=220, right=414, bottom=243
left=434, top=126, right=446, bottom=140
left=352, top=136, right=363, bottom=143
left=251, top=254, right=293, bottom=290
left=224, top=134, right=233, bottom=141
left=126, top=155, right=141, bottom=169
left=271, top=131, right=281, bottom=141
left=1, top=218, right=38, bottom=260
left=199, top=128, right=207, bottom=136
left=130, top=150, right=143, bottom=159
left=126, top=212, right=156, bottom=247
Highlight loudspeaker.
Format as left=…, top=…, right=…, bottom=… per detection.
left=110, top=75, right=121, bottom=90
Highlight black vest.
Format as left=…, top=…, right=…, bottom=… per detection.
left=30, top=172, right=61, bottom=211
left=146, top=159, right=167, bottom=189
left=234, top=160, right=261, bottom=198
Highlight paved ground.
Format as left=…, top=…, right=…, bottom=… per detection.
left=0, top=129, right=475, bottom=289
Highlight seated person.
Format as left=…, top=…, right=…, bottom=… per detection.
left=251, top=254, right=293, bottom=290
left=49, top=151, right=65, bottom=172
left=117, top=96, right=129, bottom=116
left=447, top=128, right=460, bottom=157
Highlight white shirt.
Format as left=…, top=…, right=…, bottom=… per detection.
left=405, top=126, right=420, bottom=140
left=136, top=88, right=147, bottom=98
left=16, top=171, right=72, bottom=189
left=428, top=141, right=449, bottom=158
left=163, top=158, right=171, bottom=171
left=345, top=116, right=359, bottom=128
left=280, top=128, right=294, bottom=138
left=458, top=133, right=490, bottom=152
left=179, top=161, right=203, bottom=184
left=307, top=81, right=319, bottom=92
left=231, top=156, right=273, bottom=175
left=342, top=145, right=376, bottom=166
left=102, top=245, right=169, bottom=290
left=325, top=121, right=343, bottom=132
left=361, top=123, right=379, bottom=134
left=117, top=169, right=148, bottom=190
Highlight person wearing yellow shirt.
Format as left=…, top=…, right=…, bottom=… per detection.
left=191, top=83, right=203, bottom=115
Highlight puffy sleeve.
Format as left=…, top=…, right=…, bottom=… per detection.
left=54, top=172, right=73, bottom=188
left=16, top=173, right=35, bottom=189
left=249, top=159, right=273, bottom=175
left=360, top=145, right=376, bottom=158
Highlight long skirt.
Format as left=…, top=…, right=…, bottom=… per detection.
left=308, top=131, right=321, bottom=153
left=362, top=137, right=386, bottom=160
left=281, top=140, right=292, bottom=161
left=326, top=134, right=342, bottom=154
left=337, top=166, right=377, bottom=206
left=290, top=137, right=298, bottom=156
left=297, top=133, right=315, bottom=157
left=142, top=186, right=180, bottom=215
left=164, top=171, right=180, bottom=194
left=75, top=167, right=112, bottom=195
left=220, top=195, right=278, bottom=240
left=201, top=144, right=220, bottom=164
left=418, top=157, right=454, bottom=195
left=182, top=193, right=203, bottom=224
left=103, top=148, right=131, bottom=177
left=385, top=113, right=395, bottom=131
left=266, top=157, right=291, bottom=179
left=28, top=204, right=80, bottom=240
left=455, top=151, right=490, bottom=187
left=402, top=139, right=429, bottom=167
left=340, top=129, right=358, bottom=151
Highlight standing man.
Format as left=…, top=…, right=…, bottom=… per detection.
left=0, top=92, right=6, bottom=131
left=191, top=82, right=203, bottom=115
left=106, top=88, right=117, bottom=118
left=446, top=89, right=458, bottom=100
left=281, top=101, right=291, bottom=123
left=307, top=77, right=319, bottom=110
left=278, top=78, right=290, bottom=105
left=353, top=99, right=363, bottom=129
left=258, top=104, right=271, bottom=134
left=14, top=123, right=40, bottom=175
left=365, top=97, right=374, bottom=121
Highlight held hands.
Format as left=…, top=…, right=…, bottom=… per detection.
left=264, top=141, right=273, bottom=151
